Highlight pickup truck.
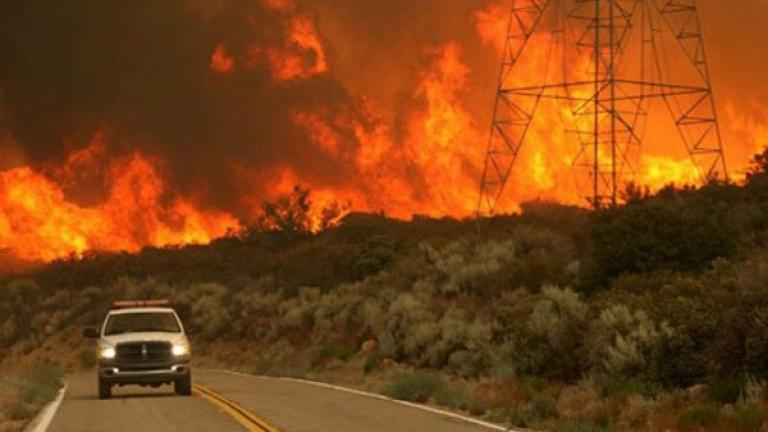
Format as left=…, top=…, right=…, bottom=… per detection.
left=84, top=300, right=192, bottom=399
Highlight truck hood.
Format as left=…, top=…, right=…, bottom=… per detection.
left=101, top=332, right=186, bottom=346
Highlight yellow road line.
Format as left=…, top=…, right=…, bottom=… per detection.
left=193, top=384, right=279, bottom=432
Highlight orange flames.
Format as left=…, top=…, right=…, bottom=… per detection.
left=0, top=2, right=765, bottom=263
left=282, top=43, right=482, bottom=218
left=210, top=44, right=234, bottom=74
left=402, top=44, right=483, bottom=215
left=725, top=102, right=768, bottom=179
left=0, top=136, right=239, bottom=262
left=249, top=0, right=328, bottom=83
left=208, top=0, right=327, bottom=82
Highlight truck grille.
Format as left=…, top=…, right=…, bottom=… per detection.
left=115, top=341, right=172, bottom=364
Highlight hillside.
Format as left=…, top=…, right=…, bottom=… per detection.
left=3, top=151, right=768, bottom=431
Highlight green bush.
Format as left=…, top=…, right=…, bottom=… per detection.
left=382, top=371, right=447, bottom=403
left=587, top=304, right=671, bottom=376
left=599, top=377, right=657, bottom=399
left=423, top=239, right=517, bottom=297
left=527, top=286, right=588, bottom=380
left=363, top=352, right=384, bottom=374
left=677, top=403, right=721, bottom=430
left=732, top=403, right=768, bottom=432
left=733, top=403, right=768, bottom=432
left=522, top=375, right=548, bottom=393
left=649, top=334, right=707, bottom=388
left=484, top=406, right=516, bottom=424
left=350, top=235, right=398, bottom=279
left=312, top=344, right=355, bottom=367
left=433, top=382, right=478, bottom=413
left=707, top=378, right=743, bottom=404
left=590, top=183, right=739, bottom=283
left=380, top=370, right=484, bottom=413
left=529, top=392, right=559, bottom=423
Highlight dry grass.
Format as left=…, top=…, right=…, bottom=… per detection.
left=0, top=364, right=62, bottom=431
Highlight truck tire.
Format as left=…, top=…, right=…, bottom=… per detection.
left=175, top=373, right=192, bottom=396
left=98, top=378, right=112, bottom=400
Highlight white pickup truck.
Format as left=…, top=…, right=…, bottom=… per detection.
left=84, top=300, right=192, bottom=399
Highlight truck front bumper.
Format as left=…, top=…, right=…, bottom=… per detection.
left=99, top=362, right=190, bottom=385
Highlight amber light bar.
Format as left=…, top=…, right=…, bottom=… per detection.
left=112, top=299, right=171, bottom=308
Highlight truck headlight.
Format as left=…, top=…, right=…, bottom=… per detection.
left=172, top=344, right=189, bottom=356
left=100, top=347, right=116, bottom=359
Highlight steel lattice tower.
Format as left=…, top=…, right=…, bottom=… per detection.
left=477, top=0, right=727, bottom=213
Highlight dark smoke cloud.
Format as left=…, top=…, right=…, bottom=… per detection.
left=306, top=0, right=498, bottom=112
left=0, top=0, right=764, bottom=216
left=0, top=0, right=358, bottom=213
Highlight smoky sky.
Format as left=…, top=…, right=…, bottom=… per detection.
left=0, top=0, right=765, bottom=215
left=0, top=0, right=360, bottom=212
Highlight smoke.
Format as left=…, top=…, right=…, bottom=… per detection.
left=700, top=0, right=768, bottom=102
left=0, top=0, right=765, bottom=219
left=0, top=0, right=357, bottom=215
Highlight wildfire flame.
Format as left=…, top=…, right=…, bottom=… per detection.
left=248, top=0, right=328, bottom=82
left=210, top=44, right=235, bottom=74
left=0, top=1, right=765, bottom=263
left=0, top=136, right=239, bottom=262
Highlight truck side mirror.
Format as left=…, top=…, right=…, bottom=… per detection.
left=83, top=327, right=99, bottom=338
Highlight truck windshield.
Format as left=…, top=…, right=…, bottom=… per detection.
left=104, top=312, right=181, bottom=335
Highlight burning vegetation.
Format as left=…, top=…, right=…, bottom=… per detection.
left=0, top=0, right=766, bottom=262
left=0, top=135, right=239, bottom=261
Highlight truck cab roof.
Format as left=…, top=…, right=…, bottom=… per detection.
left=107, top=307, right=177, bottom=315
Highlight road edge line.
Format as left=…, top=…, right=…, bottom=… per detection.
left=213, top=369, right=519, bottom=432
left=28, top=383, right=67, bottom=432
left=279, top=377, right=512, bottom=432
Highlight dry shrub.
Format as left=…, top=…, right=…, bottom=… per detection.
left=556, top=383, right=619, bottom=427
left=527, top=286, right=589, bottom=380
left=583, top=398, right=619, bottom=426
left=558, top=385, right=600, bottom=419
left=687, top=383, right=708, bottom=402
left=0, top=387, right=20, bottom=421
left=587, top=304, right=672, bottom=376
left=643, top=389, right=690, bottom=430
left=472, top=379, right=531, bottom=409
left=173, top=282, right=232, bottom=339
left=424, top=239, right=516, bottom=296
left=745, top=375, right=768, bottom=406
left=278, top=287, right=322, bottom=332
left=529, top=286, right=588, bottom=342
left=0, top=364, right=61, bottom=426
left=360, top=339, right=377, bottom=353
left=619, top=395, right=651, bottom=429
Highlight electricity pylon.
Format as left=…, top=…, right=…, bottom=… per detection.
left=477, top=0, right=727, bottom=214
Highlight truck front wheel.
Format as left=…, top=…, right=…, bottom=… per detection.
left=175, top=373, right=192, bottom=396
left=98, top=378, right=112, bottom=400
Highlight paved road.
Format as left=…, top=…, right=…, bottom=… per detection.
left=45, top=369, right=503, bottom=432
left=46, top=371, right=242, bottom=432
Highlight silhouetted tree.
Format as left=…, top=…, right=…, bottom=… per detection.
left=260, top=185, right=313, bottom=235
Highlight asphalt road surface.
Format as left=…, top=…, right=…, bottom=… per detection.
left=45, top=369, right=506, bottom=432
